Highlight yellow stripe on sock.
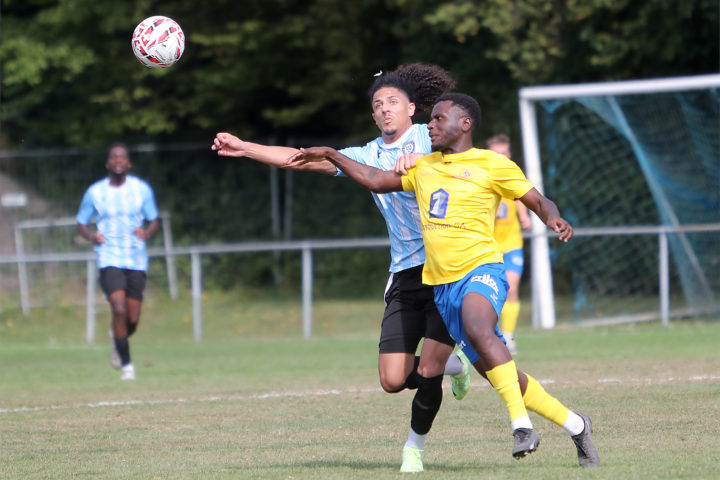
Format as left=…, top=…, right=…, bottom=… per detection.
left=486, top=360, right=528, bottom=421
left=500, top=300, right=520, bottom=336
left=522, top=374, right=570, bottom=426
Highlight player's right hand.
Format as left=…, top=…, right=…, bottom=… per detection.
left=211, top=132, right=245, bottom=157
left=393, top=153, right=423, bottom=175
left=285, top=147, right=332, bottom=167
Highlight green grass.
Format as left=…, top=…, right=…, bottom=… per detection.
left=1, top=292, right=720, bottom=479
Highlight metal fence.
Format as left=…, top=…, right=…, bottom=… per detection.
left=1, top=224, right=719, bottom=344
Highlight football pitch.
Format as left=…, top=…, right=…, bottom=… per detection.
left=1, top=296, right=719, bottom=479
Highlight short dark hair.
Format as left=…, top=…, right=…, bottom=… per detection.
left=107, top=141, right=130, bottom=157
left=369, top=63, right=456, bottom=113
left=435, top=93, right=482, bottom=131
left=486, top=133, right=510, bottom=146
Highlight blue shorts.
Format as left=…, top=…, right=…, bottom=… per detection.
left=503, top=249, right=524, bottom=275
left=432, top=263, right=508, bottom=364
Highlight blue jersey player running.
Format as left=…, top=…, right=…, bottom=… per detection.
left=77, top=142, right=159, bottom=381
left=212, top=64, right=471, bottom=473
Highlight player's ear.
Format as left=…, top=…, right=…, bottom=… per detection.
left=407, top=102, right=416, bottom=117
left=461, top=116, right=473, bottom=133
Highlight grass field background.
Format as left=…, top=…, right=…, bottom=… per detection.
left=1, top=290, right=719, bottom=479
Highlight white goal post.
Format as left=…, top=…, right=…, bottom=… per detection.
left=518, top=73, right=720, bottom=329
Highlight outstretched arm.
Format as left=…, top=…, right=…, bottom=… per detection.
left=211, top=132, right=336, bottom=175
left=518, top=188, right=573, bottom=242
left=287, top=147, right=404, bottom=193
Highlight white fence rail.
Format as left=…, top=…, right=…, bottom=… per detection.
left=1, top=224, right=718, bottom=343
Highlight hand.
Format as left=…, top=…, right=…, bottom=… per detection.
left=133, top=227, right=148, bottom=241
left=519, top=215, right=532, bottom=230
left=392, top=153, right=423, bottom=175
left=285, top=147, right=333, bottom=167
left=93, top=233, right=106, bottom=245
left=211, top=132, right=246, bottom=157
left=548, top=217, right=573, bottom=242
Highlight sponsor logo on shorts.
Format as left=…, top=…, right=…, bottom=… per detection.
left=470, top=273, right=500, bottom=303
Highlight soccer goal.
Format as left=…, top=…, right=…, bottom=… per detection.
left=519, top=74, right=720, bottom=328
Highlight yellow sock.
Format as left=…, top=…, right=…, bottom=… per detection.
left=500, top=300, right=520, bottom=336
left=522, top=373, right=570, bottom=427
left=486, top=360, right=528, bottom=422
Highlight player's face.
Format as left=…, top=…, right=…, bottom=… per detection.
left=488, top=141, right=511, bottom=158
left=371, top=87, right=415, bottom=141
left=106, top=146, right=131, bottom=175
left=428, top=101, right=467, bottom=153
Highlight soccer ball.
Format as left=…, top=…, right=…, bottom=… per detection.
left=131, top=16, right=185, bottom=69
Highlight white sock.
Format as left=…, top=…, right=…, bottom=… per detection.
left=563, top=411, right=585, bottom=436
left=443, top=353, right=464, bottom=376
left=511, top=416, right=533, bottom=431
left=405, top=429, right=427, bottom=450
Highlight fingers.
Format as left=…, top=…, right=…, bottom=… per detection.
left=211, top=132, right=231, bottom=153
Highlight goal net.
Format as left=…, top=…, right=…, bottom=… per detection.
left=519, top=74, right=720, bottom=327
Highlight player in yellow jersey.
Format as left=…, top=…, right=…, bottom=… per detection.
left=287, top=93, right=599, bottom=467
left=487, top=134, right=531, bottom=354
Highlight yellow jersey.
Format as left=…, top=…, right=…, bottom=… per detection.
left=495, top=198, right=524, bottom=253
left=401, top=148, right=533, bottom=285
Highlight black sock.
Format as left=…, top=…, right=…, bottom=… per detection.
left=127, top=321, right=138, bottom=337
left=114, top=336, right=131, bottom=365
left=410, top=373, right=444, bottom=435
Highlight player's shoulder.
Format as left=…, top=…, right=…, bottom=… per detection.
left=127, top=175, right=153, bottom=190
left=86, top=177, right=108, bottom=194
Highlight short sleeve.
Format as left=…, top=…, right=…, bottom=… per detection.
left=76, top=189, right=96, bottom=225
left=141, top=183, right=159, bottom=221
left=490, top=154, right=534, bottom=200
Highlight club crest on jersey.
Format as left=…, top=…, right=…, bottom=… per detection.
left=402, top=141, right=416, bottom=155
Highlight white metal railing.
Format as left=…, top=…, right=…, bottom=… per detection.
left=1, top=224, right=718, bottom=343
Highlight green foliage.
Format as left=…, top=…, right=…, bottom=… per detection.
left=424, top=0, right=719, bottom=84
left=4, top=0, right=715, bottom=149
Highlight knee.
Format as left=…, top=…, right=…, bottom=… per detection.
left=379, top=373, right=407, bottom=393
left=416, top=360, right=445, bottom=378
left=110, top=301, right=127, bottom=318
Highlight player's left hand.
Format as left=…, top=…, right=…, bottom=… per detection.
left=133, top=227, right=149, bottom=241
left=548, top=217, right=573, bottom=242
left=285, top=147, right=332, bottom=167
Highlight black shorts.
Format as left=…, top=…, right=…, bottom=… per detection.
left=378, top=264, right=454, bottom=354
left=99, top=267, right=147, bottom=301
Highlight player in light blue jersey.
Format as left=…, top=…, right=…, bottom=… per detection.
left=212, top=64, right=471, bottom=472
left=77, top=142, right=159, bottom=381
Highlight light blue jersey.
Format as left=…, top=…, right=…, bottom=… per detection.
left=339, top=124, right=430, bottom=273
left=76, top=175, right=158, bottom=271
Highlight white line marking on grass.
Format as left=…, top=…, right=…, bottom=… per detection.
left=0, top=388, right=383, bottom=415
left=2, top=375, right=718, bottom=415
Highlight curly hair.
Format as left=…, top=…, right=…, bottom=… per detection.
left=435, top=92, right=482, bottom=131
left=369, top=63, right=456, bottom=113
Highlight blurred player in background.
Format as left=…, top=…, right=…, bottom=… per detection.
left=288, top=93, right=599, bottom=467
left=487, top=134, right=531, bottom=354
left=213, top=64, right=472, bottom=473
left=76, top=142, right=159, bottom=381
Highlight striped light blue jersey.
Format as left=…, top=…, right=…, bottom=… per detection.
left=76, top=175, right=158, bottom=271
left=339, top=123, right=430, bottom=273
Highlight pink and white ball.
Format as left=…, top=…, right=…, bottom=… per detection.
left=131, top=16, right=185, bottom=69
